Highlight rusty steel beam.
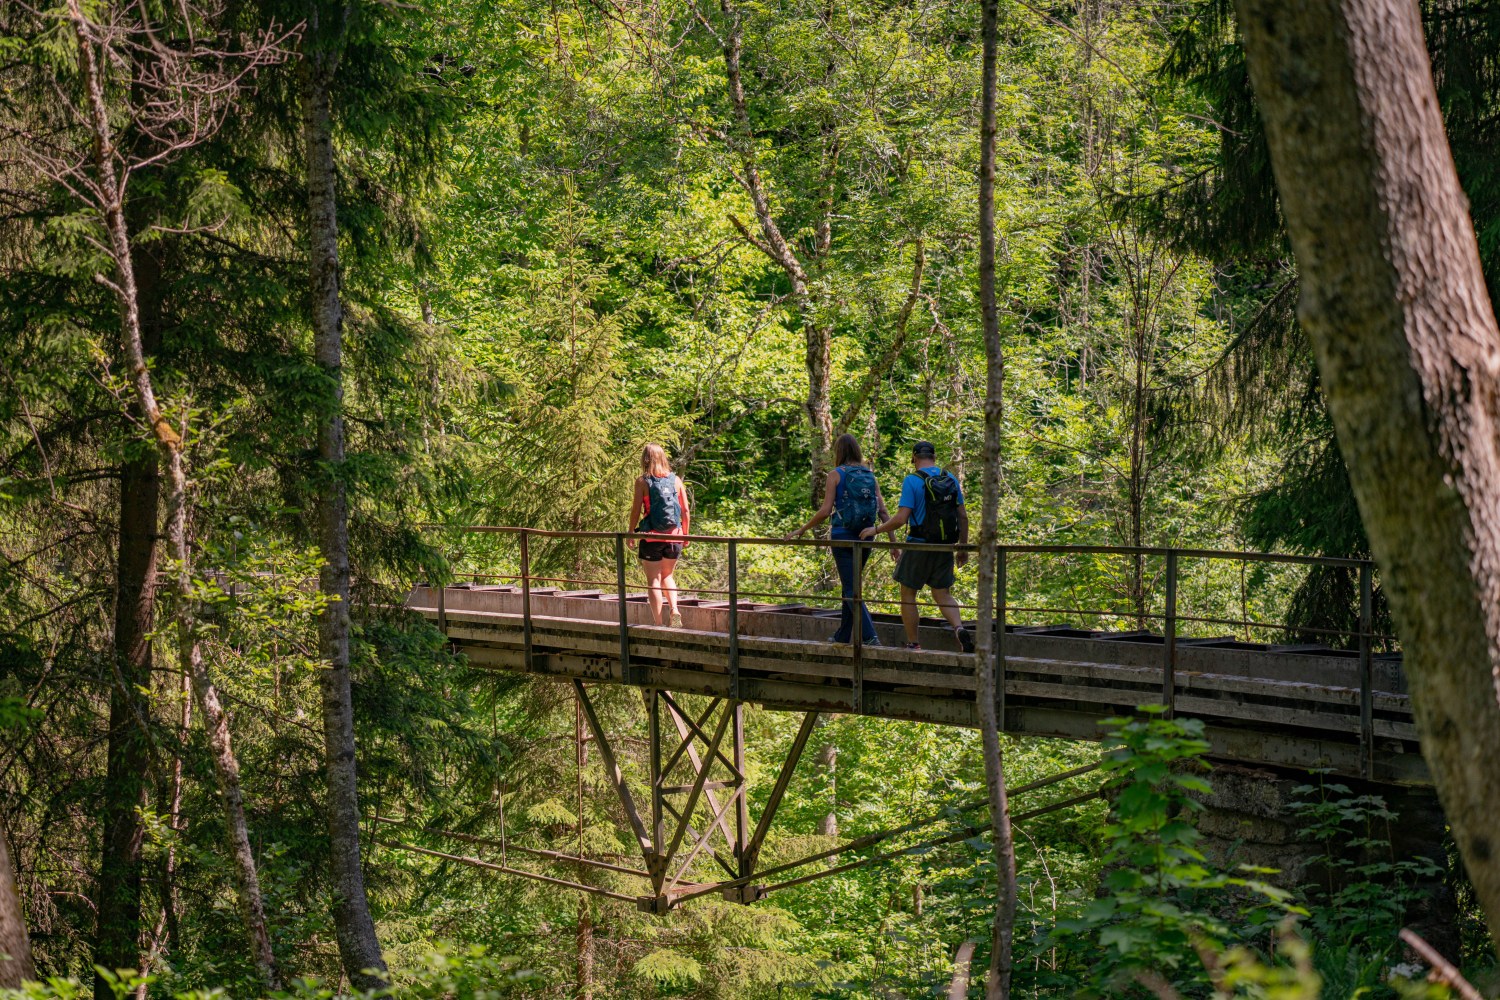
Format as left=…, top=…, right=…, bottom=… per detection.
left=573, top=681, right=654, bottom=866
left=741, top=711, right=820, bottom=877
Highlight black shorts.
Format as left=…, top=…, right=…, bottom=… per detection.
left=638, top=540, right=683, bottom=562
left=893, top=545, right=955, bottom=590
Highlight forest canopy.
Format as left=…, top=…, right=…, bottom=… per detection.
left=3, top=0, right=1499, bottom=996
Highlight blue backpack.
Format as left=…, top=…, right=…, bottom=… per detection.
left=636, top=475, right=681, bottom=533
left=833, top=466, right=879, bottom=532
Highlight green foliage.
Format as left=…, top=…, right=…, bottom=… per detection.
left=1054, top=709, right=1296, bottom=993
left=3, top=0, right=1496, bottom=995
left=0, top=946, right=535, bottom=1000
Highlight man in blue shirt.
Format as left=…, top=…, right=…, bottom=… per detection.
left=860, top=441, right=974, bottom=652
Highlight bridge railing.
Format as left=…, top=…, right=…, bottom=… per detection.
left=421, top=527, right=1396, bottom=769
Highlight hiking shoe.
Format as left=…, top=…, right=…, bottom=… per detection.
left=955, top=627, right=975, bottom=653
left=903, top=642, right=923, bottom=652
left=863, top=635, right=881, bottom=647
left=670, top=612, right=684, bottom=628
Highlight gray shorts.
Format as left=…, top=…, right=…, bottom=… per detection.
left=893, top=545, right=955, bottom=591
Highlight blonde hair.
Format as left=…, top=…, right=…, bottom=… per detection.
left=640, top=443, right=672, bottom=478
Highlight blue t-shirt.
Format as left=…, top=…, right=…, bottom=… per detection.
left=898, top=467, right=964, bottom=542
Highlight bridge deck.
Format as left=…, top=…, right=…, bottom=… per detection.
left=410, top=583, right=1427, bottom=785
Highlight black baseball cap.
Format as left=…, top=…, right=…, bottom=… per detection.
left=911, top=441, right=937, bottom=458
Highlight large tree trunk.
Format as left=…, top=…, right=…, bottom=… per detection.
left=67, top=2, right=280, bottom=984
left=0, top=823, right=34, bottom=988
left=94, top=194, right=165, bottom=993
left=974, top=0, right=1017, bottom=994
left=303, top=57, right=388, bottom=989
left=94, top=328, right=159, bottom=996
left=1236, top=0, right=1500, bottom=951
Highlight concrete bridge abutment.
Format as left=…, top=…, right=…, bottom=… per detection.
left=1195, top=762, right=1458, bottom=958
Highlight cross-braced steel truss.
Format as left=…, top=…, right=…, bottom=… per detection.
left=381, top=683, right=1100, bottom=914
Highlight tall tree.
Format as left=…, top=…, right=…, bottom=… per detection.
left=973, top=0, right=1017, bottom=994
left=301, top=8, right=387, bottom=985
left=17, top=0, right=291, bottom=984
left=95, top=292, right=159, bottom=990
left=1235, top=0, right=1500, bottom=951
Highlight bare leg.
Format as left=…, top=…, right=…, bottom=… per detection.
left=931, top=588, right=964, bottom=630
left=642, top=560, right=665, bottom=625
left=900, top=585, right=921, bottom=644
left=659, top=558, right=680, bottom=623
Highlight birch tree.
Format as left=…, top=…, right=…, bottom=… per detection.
left=301, top=4, right=388, bottom=984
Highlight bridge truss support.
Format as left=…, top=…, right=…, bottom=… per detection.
left=381, top=682, right=1101, bottom=915
left=575, top=681, right=823, bottom=913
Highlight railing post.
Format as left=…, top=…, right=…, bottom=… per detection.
left=1359, top=562, right=1374, bottom=779
left=1162, top=550, right=1178, bottom=718
left=521, top=529, right=533, bottom=671
left=851, top=538, right=864, bottom=715
left=996, top=546, right=1007, bottom=730
left=616, top=533, right=632, bottom=683
left=728, top=540, right=740, bottom=701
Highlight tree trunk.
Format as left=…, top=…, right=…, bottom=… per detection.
left=815, top=741, right=838, bottom=838
left=974, top=0, right=1017, bottom=994
left=715, top=0, right=836, bottom=503
left=67, top=2, right=280, bottom=984
left=95, top=358, right=158, bottom=997
left=0, top=823, right=33, bottom=988
left=167, top=518, right=280, bottom=988
left=1236, top=0, right=1500, bottom=951
left=303, top=56, right=388, bottom=988
left=94, top=189, right=165, bottom=994
left=806, top=323, right=835, bottom=502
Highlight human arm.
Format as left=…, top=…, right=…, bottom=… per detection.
left=625, top=477, right=645, bottom=548
left=955, top=503, right=970, bottom=568
left=861, top=506, right=911, bottom=540
left=788, top=471, right=839, bottom=538
left=677, top=480, right=691, bottom=546
left=873, top=481, right=899, bottom=558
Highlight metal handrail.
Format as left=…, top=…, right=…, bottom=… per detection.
left=435, top=524, right=1376, bottom=569
left=427, top=524, right=1390, bottom=779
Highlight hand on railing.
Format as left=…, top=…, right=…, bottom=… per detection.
left=858, top=525, right=902, bottom=561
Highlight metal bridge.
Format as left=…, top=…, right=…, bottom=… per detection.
left=391, top=528, right=1424, bottom=914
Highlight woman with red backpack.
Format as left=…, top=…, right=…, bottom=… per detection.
left=628, top=443, right=690, bottom=627
left=787, top=433, right=893, bottom=645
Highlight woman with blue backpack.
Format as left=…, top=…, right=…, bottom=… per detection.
left=628, top=443, right=691, bottom=627
left=787, top=433, right=893, bottom=645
